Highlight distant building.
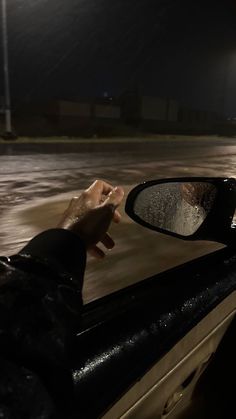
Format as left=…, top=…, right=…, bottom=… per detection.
left=141, top=96, right=167, bottom=121
left=121, top=93, right=179, bottom=124
left=12, top=95, right=227, bottom=137
left=178, top=106, right=220, bottom=129
left=43, top=99, right=121, bottom=121
left=167, top=100, right=179, bottom=122
left=25, top=98, right=122, bottom=136
left=45, top=100, right=91, bottom=118
left=94, top=104, right=120, bottom=119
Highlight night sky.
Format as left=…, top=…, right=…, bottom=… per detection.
left=1, top=0, right=236, bottom=115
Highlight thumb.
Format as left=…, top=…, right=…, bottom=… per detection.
left=103, top=186, right=124, bottom=209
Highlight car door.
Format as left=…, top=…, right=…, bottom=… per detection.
left=71, top=243, right=236, bottom=418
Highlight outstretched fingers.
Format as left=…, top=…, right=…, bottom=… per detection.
left=86, top=180, right=115, bottom=205
left=113, top=209, right=122, bottom=223
left=88, top=245, right=105, bottom=259
left=101, top=233, right=115, bottom=249
left=88, top=233, right=115, bottom=259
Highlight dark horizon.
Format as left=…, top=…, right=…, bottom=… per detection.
left=1, top=0, right=236, bottom=116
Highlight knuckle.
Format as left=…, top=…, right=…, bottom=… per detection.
left=95, top=179, right=102, bottom=186
left=81, top=190, right=88, bottom=198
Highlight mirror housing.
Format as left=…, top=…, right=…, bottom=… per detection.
left=125, top=177, right=236, bottom=245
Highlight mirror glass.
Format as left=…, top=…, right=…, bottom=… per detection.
left=133, top=182, right=217, bottom=236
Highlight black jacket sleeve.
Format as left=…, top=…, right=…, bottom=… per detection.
left=0, top=229, right=87, bottom=419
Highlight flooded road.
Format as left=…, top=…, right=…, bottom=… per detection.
left=0, top=136, right=235, bottom=303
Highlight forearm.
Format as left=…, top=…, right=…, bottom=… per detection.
left=18, top=228, right=86, bottom=283
left=0, top=228, right=87, bottom=416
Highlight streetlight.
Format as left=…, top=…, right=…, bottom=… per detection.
left=1, top=0, right=13, bottom=138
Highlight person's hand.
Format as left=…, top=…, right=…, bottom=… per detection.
left=57, top=180, right=124, bottom=259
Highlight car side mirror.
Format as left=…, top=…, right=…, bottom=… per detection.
left=125, top=177, right=236, bottom=245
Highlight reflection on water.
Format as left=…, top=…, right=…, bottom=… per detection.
left=0, top=140, right=233, bottom=302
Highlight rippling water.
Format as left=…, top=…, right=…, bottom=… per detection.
left=1, top=137, right=235, bottom=302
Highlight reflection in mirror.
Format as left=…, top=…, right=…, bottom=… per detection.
left=133, top=182, right=217, bottom=236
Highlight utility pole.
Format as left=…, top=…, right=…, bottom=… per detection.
left=1, top=0, right=13, bottom=138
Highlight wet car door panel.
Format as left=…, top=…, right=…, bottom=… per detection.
left=72, top=245, right=236, bottom=418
